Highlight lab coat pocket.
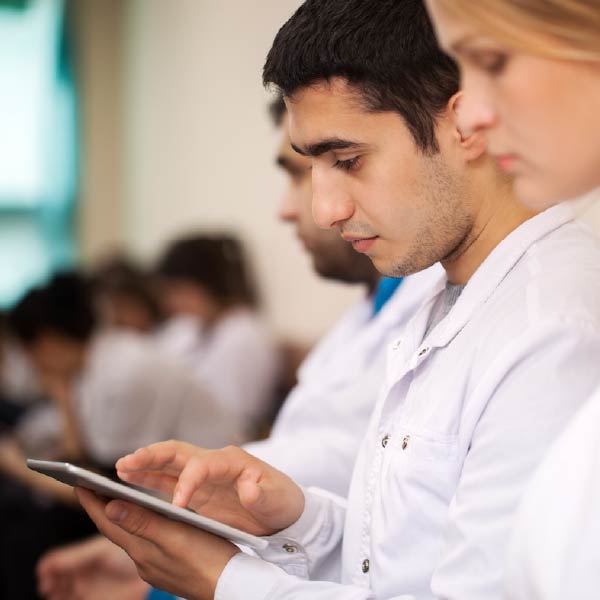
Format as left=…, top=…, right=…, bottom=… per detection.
left=373, top=427, right=463, bottom=587
left=382, top=425, right=461, bottom=523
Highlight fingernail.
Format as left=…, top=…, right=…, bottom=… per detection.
left=106, top=502, right=128, bottom=522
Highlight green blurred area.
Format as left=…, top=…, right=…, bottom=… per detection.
left=0, top=0, right=30, bottom=10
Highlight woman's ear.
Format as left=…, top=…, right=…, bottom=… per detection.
left=448, top=92, right=487, bottom=162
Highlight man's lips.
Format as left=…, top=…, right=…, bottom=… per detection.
left=342, top=235, right=378, bottom=253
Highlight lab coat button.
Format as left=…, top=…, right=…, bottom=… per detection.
left=392, top=339, right=402, bottom=350
left=381, top=435, right=390, bottom=448
left=418, top=347, right=429, bottom=357
left=362, top=559, right=370, bottom=573
left=402, top=435, right=410, bottom=450
left=283, top=544, right=298, bottom=554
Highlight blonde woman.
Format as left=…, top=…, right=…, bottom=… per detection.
left=425, top=1, right=600, bottom=209
left=425, top=2, right=600, bottom=599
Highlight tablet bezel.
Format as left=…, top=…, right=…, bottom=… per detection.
left=27, top=458, right=268, bottom=550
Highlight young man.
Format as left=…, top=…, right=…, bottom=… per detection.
left=72, top=3, right=600, bottom=597
left=243, top=97, right=440, bottom=495
left=37, top=98, right=440, bottom=599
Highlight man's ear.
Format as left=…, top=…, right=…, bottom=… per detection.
left=448, top=92, right=487, bottom=162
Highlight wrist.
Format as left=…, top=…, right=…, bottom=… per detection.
left=190, top=545, right=241, bottom=600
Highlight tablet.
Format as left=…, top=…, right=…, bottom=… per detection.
left=27, top=459, right=268, bottom=550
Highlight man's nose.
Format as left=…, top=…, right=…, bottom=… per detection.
left=311, top=167, right=354, bottom=230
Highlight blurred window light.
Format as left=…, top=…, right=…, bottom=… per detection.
left=0, top=0, right=77, bottom=308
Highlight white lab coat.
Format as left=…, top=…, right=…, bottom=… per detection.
left=505, top=385, right=600, bottom=600
left=214, top=204, right=600, bottom=600
left=151, top=310, right=279, bottom=444
left=151, top=314, right=202, bottom=360
left=244, top=266, right=442, bottom=497
left=75, top=330, right=237, bottom=465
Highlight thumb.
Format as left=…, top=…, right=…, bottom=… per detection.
left=105, top=501, right=160, bottom=543
left=237, top=473, right=264, bottom=513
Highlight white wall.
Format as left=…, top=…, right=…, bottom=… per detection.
left=73, top=0, right=126, bottom=261
left=121, top=0, right=363, bottom=343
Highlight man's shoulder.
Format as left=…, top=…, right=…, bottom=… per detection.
left=497, top=220, right=600, bottom=327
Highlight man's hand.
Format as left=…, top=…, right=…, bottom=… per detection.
left=37, top=535, right=149, bottom=600
left=75, top=488, right=240, bottom=600
left=116, top=441, right=305, bottom=535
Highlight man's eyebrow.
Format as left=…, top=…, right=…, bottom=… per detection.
left=291, top=138, right=364, bottom=158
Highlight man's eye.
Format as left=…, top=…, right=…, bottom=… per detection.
left=333, top=157, right=360, bottom=172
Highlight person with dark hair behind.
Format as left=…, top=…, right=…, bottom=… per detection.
left=154, top=234, right=279, bottom=443
left=1, top=272, right=239, bottom=599
left=8, top=272, right=235, bottom=467
left=90, top=256, right=165, bottom=334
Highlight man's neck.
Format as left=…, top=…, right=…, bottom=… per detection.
left=442, top=182, right=538, bottom=285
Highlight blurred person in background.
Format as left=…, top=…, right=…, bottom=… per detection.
left=154, top=234, right=280, bottom=443
left=89, top=254, right=202, bottom=368
left=90, top=256, right=165, bottom=335
left=36, top=95, right=441, bottom=600
left=7, top=272, right=234, bottom=469
left=0, top=271, right=234, bottom=599
left=0, top=312, right=44, bottom=430
left=424, top=2, right=600, bottom=599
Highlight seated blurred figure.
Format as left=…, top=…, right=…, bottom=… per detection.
left=154, top=234, right=280, bottom=442
left=4, top=267, right=268, bottom=600
left=90, top=255, right=206, bottom=370
left=0, top=313, right=43, bottom=430
left=8, top=272, right=236, bottom=468
left=90, top=256, right=165, bottom=334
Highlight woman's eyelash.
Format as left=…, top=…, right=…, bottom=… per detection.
left=333, top=157, right=360, bottom=172
left=484, top=55, right=508, bottom=74
left=472, top=52, right=508, bottom=75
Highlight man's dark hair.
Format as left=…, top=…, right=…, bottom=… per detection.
left=8, top=273, right=97, bottom=344
left=263, top=0, right=459, bottom=153
left=156, top=234, right=259, bottom=308
left=268, top=93, right=287, bottom=127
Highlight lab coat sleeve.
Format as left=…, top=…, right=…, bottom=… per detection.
left=215, top=553, right=418, bottom=600
left=216, top=553, right=377, bottom=600
left=253, top=487, right=347, bottom=580
left=214, top=489, right=415, bottom=599
left=430, top=319, right=600, bottom=599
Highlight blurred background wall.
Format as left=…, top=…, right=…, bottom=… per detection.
left=5, top=0, right=599, bottom=343
left=70, top=0, right=362, bottom=343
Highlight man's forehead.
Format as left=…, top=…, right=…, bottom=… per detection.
left=284, top=81, right=373, bottom=156
left=284, top=78, right=366, bottom=117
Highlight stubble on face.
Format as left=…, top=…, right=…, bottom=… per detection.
left=378, top=152, right=472, bottom=279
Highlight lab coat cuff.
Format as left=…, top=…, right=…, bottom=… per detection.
left=214, top=552, right=289, bottom=600
left=255, top=487, right=345, bottom=577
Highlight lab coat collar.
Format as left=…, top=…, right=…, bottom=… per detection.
left=424, top=202, right=575, bottom=351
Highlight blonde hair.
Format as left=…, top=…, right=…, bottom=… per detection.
left=433, top=0, right=600, bottom=62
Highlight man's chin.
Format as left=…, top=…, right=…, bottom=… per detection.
left=369, top=256, right=392, bottom=277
